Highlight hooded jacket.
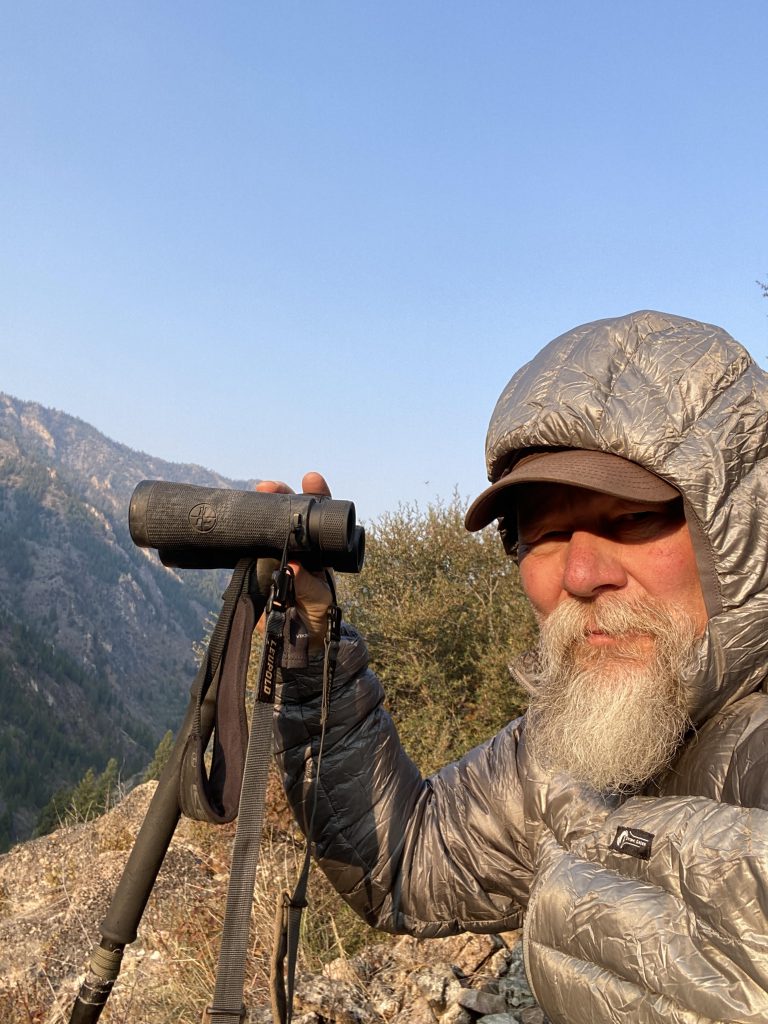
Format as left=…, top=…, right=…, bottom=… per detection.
left=275, top=311, right=768, bottom=1024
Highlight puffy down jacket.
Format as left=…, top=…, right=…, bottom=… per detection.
left=275, top=311, right=768, bottom=1023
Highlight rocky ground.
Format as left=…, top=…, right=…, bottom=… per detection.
left=0, top=782, right=548, bottom=1024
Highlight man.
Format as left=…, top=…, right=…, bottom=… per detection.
left=265, top=310, right=768, bottom=1023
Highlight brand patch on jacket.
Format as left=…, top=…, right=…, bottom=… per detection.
left=609, top=826, right=654, bottom=860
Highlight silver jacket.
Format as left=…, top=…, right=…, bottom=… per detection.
left=275, top=311, right=768, bottom=1023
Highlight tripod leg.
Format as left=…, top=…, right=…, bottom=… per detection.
left=68, top=558, right=259, bottom=1023
left=68, top=683, right=217, bottom=1024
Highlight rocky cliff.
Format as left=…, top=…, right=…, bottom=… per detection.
left=0, top=392, right=258, bottom=847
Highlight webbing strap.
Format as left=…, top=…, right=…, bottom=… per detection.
left=206, top=567, right=292, bottom=1024
left=206, top=700, right=275, bottom=1023
left=270, top=882, right=307, bottom=1024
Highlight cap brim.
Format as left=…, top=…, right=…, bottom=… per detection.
left=465, top=449, right=679, bottom=532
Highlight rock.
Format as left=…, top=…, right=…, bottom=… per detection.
left=520, top=1009, right=548, bottom=1024
left=505, top=943, right=528, bottom=981
left=325, top=957, right=364, bottom=985
left=498, top=972, right=535, bottom=1009
left=411, top=964, right=463, bottom=1011
left=458, top=988, right=508, bottom=1016
left=439, top=1004, right=473, bottom=1024
left=294, top=973, right=375, bottom=1024
left=390, top=994, right=441, bottom=1023
left=371, top=987, right=400, bottom=1018
left=247, top=1008, right=279, bottom=1024
left=486, top=947, right=514, bottom=977
left=448, top=933, right=504, bottom=977
left=363, top=971, right=400, bottom=1018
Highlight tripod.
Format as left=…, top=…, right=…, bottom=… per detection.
left=68, top=554, right=335, bottom=1024
left=68, top=478, right=360, bottom=1024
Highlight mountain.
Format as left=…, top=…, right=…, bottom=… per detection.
left=0, top=392, right=259, bottom=848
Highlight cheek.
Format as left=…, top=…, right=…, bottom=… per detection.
left=519, top=555, right=559, bottom=617
left=633, top=538, right=708, bottom=629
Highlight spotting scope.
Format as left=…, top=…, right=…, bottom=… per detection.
left=129, top=480, right=365, bottom=573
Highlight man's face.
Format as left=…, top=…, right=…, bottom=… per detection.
left=515, top=482, right=708, bottom=792
left=516, top=483, right=708, bottom=640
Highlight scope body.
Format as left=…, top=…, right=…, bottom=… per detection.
left=129, top=480, right=365, bottom=572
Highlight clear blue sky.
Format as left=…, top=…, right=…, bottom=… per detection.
left=2, top=2, right=767, bottom=522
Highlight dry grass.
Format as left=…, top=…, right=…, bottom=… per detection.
left=1, top=771, right=390, bottom=1024
left=133, top=822, right=385, bottom=1023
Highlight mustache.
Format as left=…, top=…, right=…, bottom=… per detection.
left=541, top=596, right=690, bottom=640
left=530, top=596, right=701, bottom=686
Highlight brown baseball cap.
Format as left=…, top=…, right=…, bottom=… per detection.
left=464, top=449, right=679, bottom=532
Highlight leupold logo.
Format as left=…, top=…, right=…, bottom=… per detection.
left=189, top=503, right=217, bottom=533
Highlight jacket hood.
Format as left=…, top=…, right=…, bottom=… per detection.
left=485, top=309, right=768, bottom=725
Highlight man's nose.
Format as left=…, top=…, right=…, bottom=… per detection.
left=561, top=531, right=628, bottom=598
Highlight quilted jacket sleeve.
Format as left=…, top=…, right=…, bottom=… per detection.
left=273, top=625, right=534, bottom=936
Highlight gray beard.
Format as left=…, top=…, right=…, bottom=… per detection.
left=525, top=597, right=699, bottom=794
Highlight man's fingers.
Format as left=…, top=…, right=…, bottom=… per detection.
left=252, top=472, right=334, bottom=649
left=254, top=474, right=330, bottom=497
left=256, top=479, right=295, bottom=494
left=302, top=471, right=331, bottom=497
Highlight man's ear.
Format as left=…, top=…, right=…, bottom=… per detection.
left=498, top=516, right=519, bottom=562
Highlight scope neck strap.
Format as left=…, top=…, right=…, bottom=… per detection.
left=179, top=559, right=262, bottom=824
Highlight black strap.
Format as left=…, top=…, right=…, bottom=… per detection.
left=179, top=559, right=262, bottom=824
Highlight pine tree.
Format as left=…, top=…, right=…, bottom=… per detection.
left=34, top=757, right=121, bottom=835
left=143, top=730, right=175, bottom=782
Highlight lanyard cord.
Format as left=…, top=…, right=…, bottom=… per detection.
left=270, top=570, right=340, bottom=1024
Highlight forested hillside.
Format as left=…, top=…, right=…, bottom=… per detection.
left=0, top=392, right=258, bottom=848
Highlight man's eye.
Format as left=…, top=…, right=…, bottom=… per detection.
left=522, top=529, right=571, bottom=548
left=612, top=512, right=664, bottom=537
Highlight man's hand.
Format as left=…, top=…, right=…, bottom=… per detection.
left=255, top=472, right=334, bottom=649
